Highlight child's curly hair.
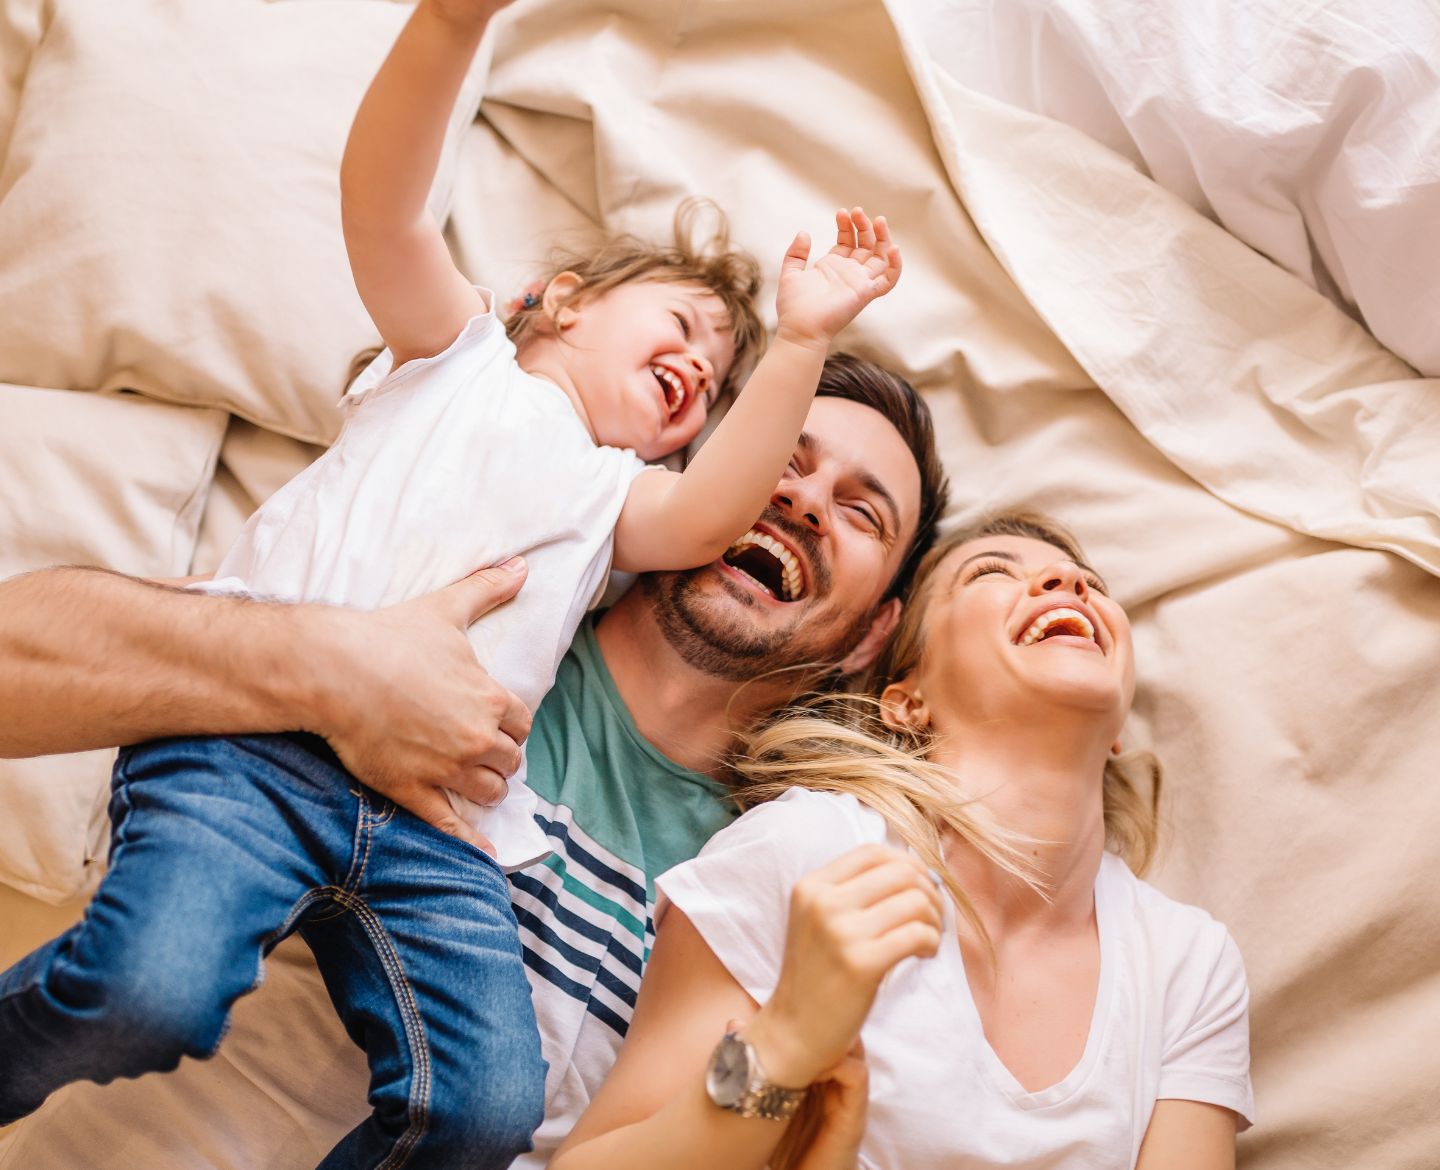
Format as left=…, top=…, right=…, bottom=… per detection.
left=504, top=198, right=765, bottom=404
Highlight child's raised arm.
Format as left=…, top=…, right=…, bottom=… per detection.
left=613, top=209, right=902, bottom=573
left=340, top=1, right=511, bottom=365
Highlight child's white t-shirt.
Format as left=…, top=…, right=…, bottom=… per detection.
left=199, top=293, right=648, bottom=869
left=656, top=788, right=1255, bottom=1169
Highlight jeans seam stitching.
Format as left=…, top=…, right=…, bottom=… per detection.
left=343, top=790, right=375, bottom=894
left=332, top=890, right=431, bottom=1168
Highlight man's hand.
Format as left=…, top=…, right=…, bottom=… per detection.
left=311, top=558, right=532, bottom=850
left=773, top=207, right=902, bottom=351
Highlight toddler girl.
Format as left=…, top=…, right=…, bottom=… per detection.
left=0, top=2, right=901, bottom=1167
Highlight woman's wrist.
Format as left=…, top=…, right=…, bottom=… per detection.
left=740, top=1009, right=828, bottom=1089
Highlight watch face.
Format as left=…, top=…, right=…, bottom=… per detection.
left=705, top=1032, right=750, bottom=1108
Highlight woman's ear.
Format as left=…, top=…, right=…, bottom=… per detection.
left=542, top=271, right=585, bottom=330
left=1110, top=738, right=1123, bottom=755
left=879, top=678, right=930, bottom=735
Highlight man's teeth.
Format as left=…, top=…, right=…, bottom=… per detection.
left=652, top=365, right=686, bottom=415
left=726, top=529, right=803, bottom=601
left=1019, top=608, right=1096, bottom=645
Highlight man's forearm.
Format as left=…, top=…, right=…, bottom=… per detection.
left=0, top=567, right=330, bottom=757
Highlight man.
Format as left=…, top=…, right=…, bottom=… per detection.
left=0, top=355, right=947, bottom=1168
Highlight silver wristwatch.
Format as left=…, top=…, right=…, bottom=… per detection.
left=704, top=1027, right=807, bottom=1121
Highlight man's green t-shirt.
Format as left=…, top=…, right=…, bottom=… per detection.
left=507, top=616, right=738, bottom=1166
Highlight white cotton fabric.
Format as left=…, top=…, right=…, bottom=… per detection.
left=899, top=0, right=1440, bottom=376
left=197, top=293, right=648, bottom=870
left=657, top=789, right=1254, bottom=1169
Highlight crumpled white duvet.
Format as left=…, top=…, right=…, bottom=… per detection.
left=903, top=0, right=1440, bottom=377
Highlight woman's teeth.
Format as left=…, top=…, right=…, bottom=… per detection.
left=1019, top=607, right=1096, bottom=645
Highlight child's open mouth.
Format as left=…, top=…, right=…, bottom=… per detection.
left=651, top=365, right=688, bottom=419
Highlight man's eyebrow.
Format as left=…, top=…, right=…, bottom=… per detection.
left=798, top=430, right=901, bottom=535
left=953, top=547, right=1106, bottom=586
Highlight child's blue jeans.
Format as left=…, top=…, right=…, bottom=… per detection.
left=0, top=733, right=546, bottom=1170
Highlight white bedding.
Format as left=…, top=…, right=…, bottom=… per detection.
left=2, top=1, right=1438, bottom=1167
left=903, top=0, right=1440, bottom=378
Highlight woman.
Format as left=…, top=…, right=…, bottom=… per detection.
left=551, top=511, right=1253, bottom=1169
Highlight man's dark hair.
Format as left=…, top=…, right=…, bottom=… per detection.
left=815, top=352, right=949, bottom=602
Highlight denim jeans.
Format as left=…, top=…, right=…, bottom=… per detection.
left=0, top=733, right=546, bottom=1170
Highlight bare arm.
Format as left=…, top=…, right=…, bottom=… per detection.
left=340, top=0, right=510, bottom=364
left=0, top=563, right=531, bottom=848
left=612, top=209, right=902, bottom=573
left=552, top=846, right=941, bottom=1170
left=1135, top=1100, right=1238, bottom=1170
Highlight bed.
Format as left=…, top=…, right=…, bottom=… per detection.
left=2, top=1, right=1437, bottom=1167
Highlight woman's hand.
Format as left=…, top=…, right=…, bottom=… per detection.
left=783, top=1046, right=870, bottom=1170
left=743, top=844, right=943, bottom=1088
left=774, top=207, right=902, bottom=351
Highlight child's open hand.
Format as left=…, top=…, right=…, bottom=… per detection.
left=774, top=207, right=902, bottom=351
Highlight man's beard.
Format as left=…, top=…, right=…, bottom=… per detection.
left=639, top=508, right=873, bottom=685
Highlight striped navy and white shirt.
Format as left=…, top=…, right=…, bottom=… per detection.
left=509, top=618, right=737, bottom=1167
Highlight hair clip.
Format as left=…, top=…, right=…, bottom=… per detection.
left=504, top=281, right=548, bottom=317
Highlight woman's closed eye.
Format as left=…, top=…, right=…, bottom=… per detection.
left=964, top=557, right=1109, bottom=595
left=963, top=558, right=1017, bottom=584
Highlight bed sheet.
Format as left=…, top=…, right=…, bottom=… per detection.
left=901, top=0, right=1440, bottom=378
left=2, top=1, right=1437, bottom=1167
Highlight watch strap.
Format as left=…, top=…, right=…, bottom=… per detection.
left=734, top=1078, right=806, bottom=1121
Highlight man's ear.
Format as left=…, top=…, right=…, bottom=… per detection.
left=837, top=597, right=901, bottom=676
left=543, top=271, right=585, bottom=330
left=879, top=678, right=930, bottom=735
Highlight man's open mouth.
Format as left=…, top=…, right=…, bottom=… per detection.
left=721, top=527, right=806, bottom=602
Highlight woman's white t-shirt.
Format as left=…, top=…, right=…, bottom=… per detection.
left=656, top=788, right=1254, bottom=1169
left=198, top=294, right=648, bottom=869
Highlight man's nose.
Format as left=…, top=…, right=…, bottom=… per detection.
left=774, top=478, right=827, bottom=534
left=1031, top=561, right=1088, bottom=599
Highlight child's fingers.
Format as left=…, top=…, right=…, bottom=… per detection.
left=834, top=208, right=856, bottom=250
left=781, top=230, right=812, bottom=273
left=871, top=241, right=903, bottom=294
left=851, top=206, right=876, bottom=250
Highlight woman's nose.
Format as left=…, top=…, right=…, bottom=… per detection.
left=1031, top=561, right=1088, bottom=598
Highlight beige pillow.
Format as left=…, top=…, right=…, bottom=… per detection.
left=0, top=383, right=228, bottom=903
left=0, top=0, right=485, bottom=446
left=0, top=0, right=49, bottom=162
